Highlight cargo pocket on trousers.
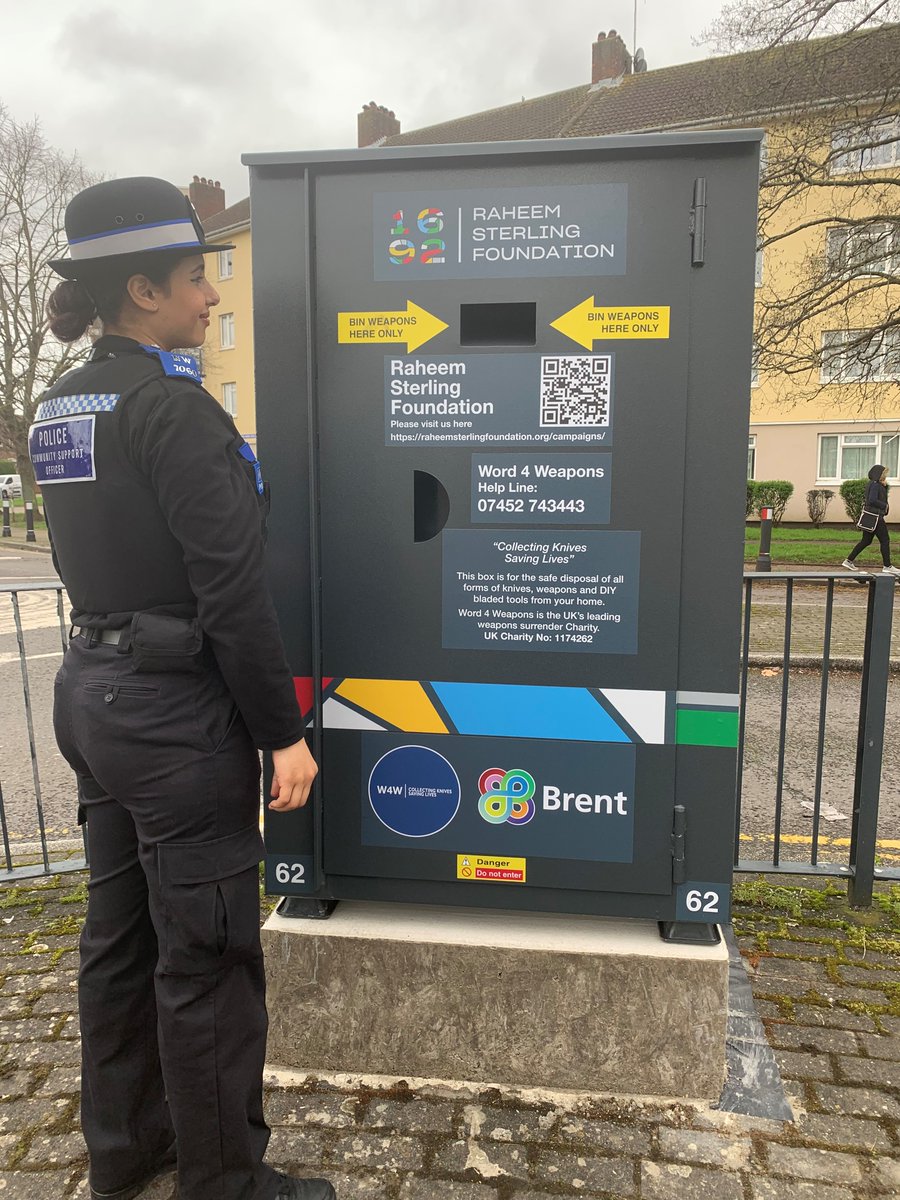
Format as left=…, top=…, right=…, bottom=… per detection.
left=157, top=825, right=265, bottom=976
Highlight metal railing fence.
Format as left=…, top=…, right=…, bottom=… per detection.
left=1, top=573, right=897, bottom=902
left=736, top=570, right=898, bottom=904
left=0, top=582, right=87, bottom=880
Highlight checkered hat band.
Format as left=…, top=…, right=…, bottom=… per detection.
left=68, top=219, right=200, bottom=260
left=34, top=394, right=120, bottom=421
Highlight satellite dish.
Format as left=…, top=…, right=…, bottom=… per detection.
left=634, top=48, right=648, bottom=73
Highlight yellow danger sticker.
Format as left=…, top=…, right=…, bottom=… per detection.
left=456, top=854, right=527, bottom=884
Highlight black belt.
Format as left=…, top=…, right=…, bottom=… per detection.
left=73, top=626, right=128, bottom=647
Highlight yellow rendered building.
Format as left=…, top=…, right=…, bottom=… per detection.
left=749, top=110, right=900, bottom=519
left=205, top=25, right=900, bottom=520
left=202, top=200, right=256, bottom=448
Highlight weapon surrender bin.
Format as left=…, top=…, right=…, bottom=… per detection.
left=245, top=132, right=760, bottom=942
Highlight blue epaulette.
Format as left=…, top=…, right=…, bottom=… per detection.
left=237, top=441, right=265, bottom=495
left=140, top=345, right=203, bottom=384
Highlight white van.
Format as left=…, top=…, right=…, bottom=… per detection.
left=1, top=474, right=22, bottom=500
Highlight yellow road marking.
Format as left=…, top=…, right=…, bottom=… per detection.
left=738, top=832, right=900, bottom=862
left=739, top=833, right=900, bottom=848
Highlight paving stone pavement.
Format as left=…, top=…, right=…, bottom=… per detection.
left=0, top=875, right=898, bottom=1198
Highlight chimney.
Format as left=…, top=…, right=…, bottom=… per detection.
left=189, top=175, right=226, bottom=221
left=358, top=102, right=400, bottom=148
left=591, top=29, right=632, bottom=88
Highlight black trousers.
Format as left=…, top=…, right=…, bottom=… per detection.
left=848, top=516, right=891, bottom=566
left=54, top=635, right=280, bottom=1200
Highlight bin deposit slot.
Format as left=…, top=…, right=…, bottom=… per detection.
left=414, top=471, right=450, bottom=542
left=460, top=302, right=536, bottom=346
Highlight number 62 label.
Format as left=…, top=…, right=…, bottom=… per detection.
left=265, top=855, right=315, bottom=895
left=675, top=881, right=730, bottom=923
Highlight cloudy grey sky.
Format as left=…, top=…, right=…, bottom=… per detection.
left=2, top=1, right=727, bottom=206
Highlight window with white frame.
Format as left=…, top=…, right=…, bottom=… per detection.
left=755, top=243, right=764, bottom=286
left=222, top=382, right=237, bottom=417
left=750, top=345, right=760, bottom=388
left=218, top=248, right=233, bottom=280
left=831, top=116, right=900, bottom=174
left=219, top=312, right=235, bottom=349
left=747, top=435, right=756, bottom=479
left=821, top=329, right=900, bottom=383
left=818, top=431, right=900, bottom=482
left=827, top=222, right=900, bottom=277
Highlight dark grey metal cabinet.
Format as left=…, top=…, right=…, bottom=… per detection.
left=245, top=132, right=760, bottom=935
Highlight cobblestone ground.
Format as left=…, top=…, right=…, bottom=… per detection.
left=0, top=875, right=898, bottom=1199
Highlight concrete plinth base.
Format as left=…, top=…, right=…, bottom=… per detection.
left=262, top=901, right=729, bottom=1100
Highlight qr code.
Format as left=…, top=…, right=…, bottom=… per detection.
left=540, top=355, right=611, bottom=427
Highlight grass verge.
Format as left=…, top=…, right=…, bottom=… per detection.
left=745, top=525, right=900, bottom=565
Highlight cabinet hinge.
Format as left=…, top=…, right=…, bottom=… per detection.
left=672, top=804, right=687, bottom=884
left=690, top=178, right=707, bottom=266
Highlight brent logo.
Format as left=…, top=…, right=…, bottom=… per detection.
left=477, top=768, right=536, bottom=826
left=477, top=765, right=631, bottom=825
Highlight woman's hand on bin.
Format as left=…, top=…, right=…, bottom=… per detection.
left=269, top=740, right=318, bottom=811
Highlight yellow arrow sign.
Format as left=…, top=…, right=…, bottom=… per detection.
left=337, top=300, right=448, bottom=354
left=551, top=297, right=670, bottom=350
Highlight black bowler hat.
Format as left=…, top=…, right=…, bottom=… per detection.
left=49, top=176, right=234, bottom=279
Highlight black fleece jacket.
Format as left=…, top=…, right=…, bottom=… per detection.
left=864, top=468, right=889, bottom=515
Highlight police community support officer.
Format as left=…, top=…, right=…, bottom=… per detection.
left=31, top=178, right=336, bottom=1200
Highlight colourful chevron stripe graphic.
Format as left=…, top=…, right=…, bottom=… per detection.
left=431, top=681, right=632, bottom=742
left=674, top=690, right=740, bottom=748
left=293, top=678, right=739, bottom=748
left=336, top=678, right=449, bottom=733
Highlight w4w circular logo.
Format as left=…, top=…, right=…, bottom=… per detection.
left=477, top=768, right=536, bottom=826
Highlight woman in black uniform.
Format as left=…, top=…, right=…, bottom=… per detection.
left=33, top=177, right=335, bottom=1200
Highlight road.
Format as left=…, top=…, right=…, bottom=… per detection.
left=1, top=547, right=898, bottom=871
left=0, top=549, right=73, bottom=849
left=746, top=573, right=900, bottom=659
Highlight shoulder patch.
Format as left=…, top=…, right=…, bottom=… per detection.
left=139, top=345, right=203, bottom=383
left=33, top=393, right=120, bottom=422
left=29, top=415, right=97, bottom=484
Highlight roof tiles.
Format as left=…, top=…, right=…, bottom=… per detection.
left=384, top=24, right=900, bottom=147
left=204, top=197, right=250, bottom=237
left=385, top=84, right=591, bottom=147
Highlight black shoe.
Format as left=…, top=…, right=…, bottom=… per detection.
left=275, top=1172, right=337, bottom=1200
left=89, top=1140, right=177, bottom=1200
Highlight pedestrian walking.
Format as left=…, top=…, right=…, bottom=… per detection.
left=842, top=464, right=900, bottom=576
left=31, top=178, right=336, bottom=1200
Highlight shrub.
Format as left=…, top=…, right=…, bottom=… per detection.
left=0, top=460, right=15, bottom=474
left=805, top=488, right=834, bottom=526
left=840, top=478, right=868, bottom=523
left=746, top=480, right=758, bottom=517
left=753, top=480, right=794, bottom=525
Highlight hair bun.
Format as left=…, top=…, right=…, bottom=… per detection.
left=46, top=280, right=96, bottom=342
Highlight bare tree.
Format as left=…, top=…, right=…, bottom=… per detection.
left=699, top=5, right=900, bottom=412
left=703, top=0, right=899, bottom=51
left=0, top=107, right=95, bottom=510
